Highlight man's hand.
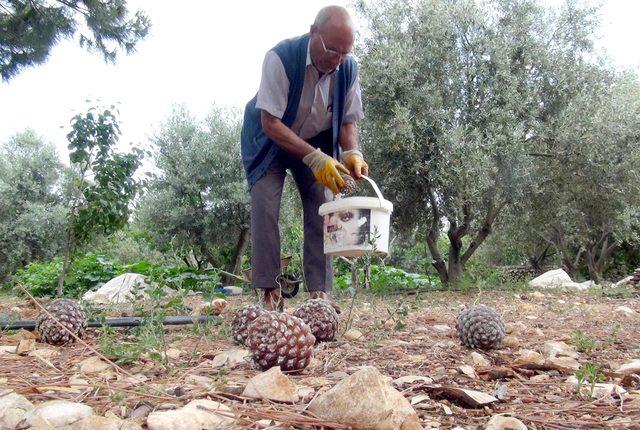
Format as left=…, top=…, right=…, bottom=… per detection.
left=341, top=149, right=369, bottom=179
left=303, top=148, right=350, bottom=193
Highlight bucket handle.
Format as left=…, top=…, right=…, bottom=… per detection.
left=360, top=175, right=386, bottom=206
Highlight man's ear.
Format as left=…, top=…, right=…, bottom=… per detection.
left=310, top=24, right=317, bottom=34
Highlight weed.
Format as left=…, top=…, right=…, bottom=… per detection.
left=571, top=330, right=596, bottom=352
left=574, top=363, right=605, bottom=398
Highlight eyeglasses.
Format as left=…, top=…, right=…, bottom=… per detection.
left=317, top=34, right=351, bottom=60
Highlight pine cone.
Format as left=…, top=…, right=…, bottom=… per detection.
left=627, top=268, right=640, bottom=289
left=35, top=299, right=87, bottom=345
left=293, top=299, right=338, bottom=342
left=456, top=305, right=504, bottom=350
left=339, top=173, right=358, bottom=196
left=247, top=311, right=315, bottom=371
left=231, top=305, right=265, bottom=346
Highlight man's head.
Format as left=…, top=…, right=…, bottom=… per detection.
left=309, top=6, right=355, bottom=73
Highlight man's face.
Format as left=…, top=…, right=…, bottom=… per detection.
left=310, top=25, right=354, bottom=73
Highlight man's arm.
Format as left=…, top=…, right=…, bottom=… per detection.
left=338, top=121, right=358, bottom=152
left=261, top=110, right=315, bottom=159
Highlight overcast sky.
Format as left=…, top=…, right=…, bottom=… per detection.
left=1, top=0, right=638, bottom=161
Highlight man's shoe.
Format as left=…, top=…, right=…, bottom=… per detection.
left=309, top=291, right=341, bottom=314
left=264, top=288, right=284, bottom=312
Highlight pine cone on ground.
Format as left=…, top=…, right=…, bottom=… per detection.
left=456, top=304, right=505, bottom=350
left=35, top=299, right=86, bottom=345
left=231, top=305, right=265, bottom=346
left=247, top=311, right=315, bottom=371
left=627, top=268, right=640, bottom=290
left=293, top=299, right=338, bottom=342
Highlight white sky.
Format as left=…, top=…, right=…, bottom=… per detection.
left=0, top=0, right=638, bottom=161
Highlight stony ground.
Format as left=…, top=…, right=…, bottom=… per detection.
left=1, top=288, right=640, bottom=429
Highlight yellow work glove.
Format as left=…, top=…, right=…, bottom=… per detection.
left=341, top=149, right=369, bottom=179
left=302, top=148, right=350, bottom=193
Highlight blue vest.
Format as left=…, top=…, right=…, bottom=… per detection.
left=241, top=34, right=358, bottom=190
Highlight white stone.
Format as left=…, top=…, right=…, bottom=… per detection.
left=147, top=400, right=234, bottom=430
left=79, top=356, right=111, bottom=375
left=615, top=306, right=636, bottom=316
left=541, top=341, right=579, bottom=359
left=528, top=269, right=572, bottom=289
left=432, top=324, right=451, bottom=333
left=471, top=352, right=490, bottom=367
left=614, top=276, right=633, bottom=287
left=0, top=392, right=34, bottom=429
left=19, top=400, right=94, bottom=428
left=616, top=359, right=640, bottom=375
left=393, top=375, right=434, bottom=386
left=343, top=329, right=364, bottom=341
left=242, top=367, right=299, bottom=403
left=485, top=415, right=527, bottom=430
left=560, top=281, right=591, bottom=290
left=308, top=366, right=422, bottom=430
left=210, top=349, right=251, bottom=369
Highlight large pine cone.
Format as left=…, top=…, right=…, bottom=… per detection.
left=231, top=305, right=265, bottom=346
left=627, top=268, right=640, bottom=289
left=247, top=311, right=315, bottom=371
left=35, top=299, right=86, bottom=345
left=456, top=305, right=504, bottom=350
left=293, top=299, right=338, bottom=342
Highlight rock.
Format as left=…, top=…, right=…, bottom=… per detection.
left=222, top=286, right=244, bottom=295
left=0, top=345, right=16, bottom=355
left=3, top=329, right=36, bottom=342
left=485, top=415, right=527, bottom=430
left=530, top=374, right=550, bottom=382
left=560, top=281, right=591, bottom=290
left=308, top=366, right=422, bottom=430
left=184, top=375, right=214, bottom=388
left=541, top=341, right=579, bottom=359
left=210, top=349, right=251, bottom=369
left=29, top=348, right=59, bottom=360
left=501, top=336, right=520, bottom=349
left=79, top=356, right=111, bottom=375
left=615, top=306, right=636, bottom=317
left=513, top=349, right=545, bottom=367
left=616, top=360, right=640, bottom=375
left=164, top=349, right=183, bottom=360
left=393, top=375, right=434, bottom=387
left=297, top=386, right=316, bottom=401
left=82, top=273, right=150, bottom=304
left=432, top=324, right=451, bottom=333
left=506, top=321, right=527, bottom=335
left=471, top=352, right=490, bottom=367
left=614, top=276, right=633, bottom=287
left=459, top=365, right=477, bottom=378
left=16, top=339, right=36, bottom=355
left=547, top=356, right=580, bottom=371
left=0, top=392, right=34, bottom=429
left=19, top=400, right=94, bottom=428
left=65, top=415, right=142, bottom=430
left=242, top=367, right=299, bottom=403
left=529, top=269, right=572, bottom=289
left=146, top=400, right=235, bottom=429
left=531, top=291, right=546, bottom=299
left=343, top=329, right=364, bottom=341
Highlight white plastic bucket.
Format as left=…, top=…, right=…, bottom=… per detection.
left=318, top=176, right=393, bottom=257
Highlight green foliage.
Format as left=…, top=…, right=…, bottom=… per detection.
left=15, top=253, right=120, bottom=297
left=137, top=105, right=249, bottom=273
left=0, top=0, right=150, bottom=81
left=574, top=363, right=605, bottom=398
left=335, top=264, right=440, bottom=292
left=0, top=130, right=67, bottom=278
left=571, top=330, right=597, bottom=352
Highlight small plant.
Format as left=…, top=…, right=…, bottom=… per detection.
left=574, top=363, right=605, bottom=398
left=571, top=330, right=597, bottom=352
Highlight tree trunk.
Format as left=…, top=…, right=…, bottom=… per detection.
left=426, top=187, right=448, bottom=284
left=56, top=228, right=74, bottom=297
left=584, top=233, right=617, bottom=284
left=225, top=227, right=250, bottom=283
left=199, top=243, right=219, bottom=269
left=447, top=232, right=464, bottom=286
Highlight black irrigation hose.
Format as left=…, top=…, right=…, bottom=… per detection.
left=0, top=315, right=219, bottom=331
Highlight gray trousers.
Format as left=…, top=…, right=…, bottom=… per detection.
left=250, top=151, right=332, bottom=292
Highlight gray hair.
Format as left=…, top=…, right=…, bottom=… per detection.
left=314, top=5, right=354, bottom=31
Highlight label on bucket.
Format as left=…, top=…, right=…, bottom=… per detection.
left=323, top=208, right=371, bottom=251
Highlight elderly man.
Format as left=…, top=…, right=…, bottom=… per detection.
left=241, top=5, right=368, bottom=311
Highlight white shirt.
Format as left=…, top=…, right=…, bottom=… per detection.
left=255, top=45, right=364, bottom=140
